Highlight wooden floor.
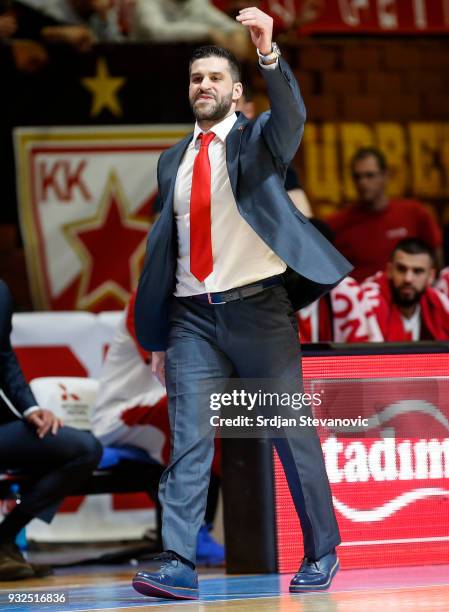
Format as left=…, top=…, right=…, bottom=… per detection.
left=1, top=564, right=449, bottom=611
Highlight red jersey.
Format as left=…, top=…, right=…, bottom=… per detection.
left=328, top=199, right=442, bottom=282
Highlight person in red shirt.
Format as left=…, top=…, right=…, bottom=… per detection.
left=328, top=147, right=442, bottom=283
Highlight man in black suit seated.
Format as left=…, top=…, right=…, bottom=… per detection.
left=0, top=279, right=103, bottom=580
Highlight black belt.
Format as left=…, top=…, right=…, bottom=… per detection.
left=189, top=275, right=283, bottom=305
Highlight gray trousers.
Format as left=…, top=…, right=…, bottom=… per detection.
left=160, top=284, right=340, bottom=563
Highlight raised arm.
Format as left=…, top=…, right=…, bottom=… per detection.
left=237, top=6, right=306, bottom=165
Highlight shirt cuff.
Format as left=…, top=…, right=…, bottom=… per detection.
left=258, top=58, right=279, bottom=70
left=23, top=405, right=40, bottom=417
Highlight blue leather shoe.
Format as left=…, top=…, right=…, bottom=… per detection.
left=132, top=553, right=199, bottom=600
left=196, top=523, right=225, bottom=566
left=289, top=550, right=339, bottom=592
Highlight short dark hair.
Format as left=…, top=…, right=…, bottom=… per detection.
left=391, top=237, right=436, bottom=265
left=239, top=64, right=254, bottom=102
left=189, top=45, right=241, bottom=83
left=351, top=147, right=387, bottom=173
left=240, top=81, right=254, bottom=103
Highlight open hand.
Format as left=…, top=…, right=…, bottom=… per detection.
left=152, top=351, right=166, bottom=387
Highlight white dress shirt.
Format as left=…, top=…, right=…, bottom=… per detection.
left=23, top=405, right=39, bottom=417
left=174, top=104, right=286, bottom=297
left=401, top=305, right=421, bottom=341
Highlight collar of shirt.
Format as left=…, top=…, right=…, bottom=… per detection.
left=191, top=112, right=238, bottom=149
left=402, top=303, right=421, bottom=324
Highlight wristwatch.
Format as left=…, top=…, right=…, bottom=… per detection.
left=257, top=42, right=281, bottom=65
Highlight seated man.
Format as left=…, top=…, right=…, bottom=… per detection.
left=0, top=279, right=103, bottom=580
left=91, top=291, right=224, bottom=565
left=361, top=238, right=449, bottom=341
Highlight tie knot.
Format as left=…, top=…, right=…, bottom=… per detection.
left=198, top=132, right=215, bottom=148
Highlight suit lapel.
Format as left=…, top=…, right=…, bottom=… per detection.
left=226, top=113, right=247, bottom=200
left=164, top=133, right=193, bottom=215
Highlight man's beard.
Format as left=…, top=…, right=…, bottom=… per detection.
left=190, top=92, right=233, bottom=122
left=390, top=283, right=425, bottom=307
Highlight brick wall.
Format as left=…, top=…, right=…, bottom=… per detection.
left=252, top=37, right=449, bottom=120
left=269, top=37, right=449, bottom=122
left=252, top=36, right=449, bottom=218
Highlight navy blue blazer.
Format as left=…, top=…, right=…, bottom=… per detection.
left=0, top=280, right=36, bottom=423
left=135, top=58, right=352, bottom=351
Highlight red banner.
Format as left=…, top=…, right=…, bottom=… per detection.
left=14, top=125, right=190, bottom=312
left=300, top=0, right=449, bottom=34
left=216, top=1, right=449, bottom=34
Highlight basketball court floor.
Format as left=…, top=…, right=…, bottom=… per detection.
left=1, top=563, right=448, bottom=611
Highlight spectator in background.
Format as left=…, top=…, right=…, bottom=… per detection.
left=297, top=219, right=378, bottom=343
left=14, top=0, right=122, bottom=51
left=0, top=0, right=48, bottom=71
left=0, top=4, right=17, bottom=38
left=236, top=81, right=313, bottom=217
left=131, top=0, right=249, bottom=59
left=361, top=238, right=449, bottom=342
left=91, top=292, right=168, bottom=466
left=328, top=147, right=443, bottom=283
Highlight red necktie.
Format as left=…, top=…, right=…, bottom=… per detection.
left=190, top=132, right=215, bottom=282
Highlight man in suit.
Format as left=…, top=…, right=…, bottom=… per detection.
left=0, top=279, right=103, bottom=581
left=133, top=6, right=352, bottom=600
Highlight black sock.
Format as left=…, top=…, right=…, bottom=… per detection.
left=166, top=549, right=195, bottom=570
left=0, top=509, right=31, bottom=545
